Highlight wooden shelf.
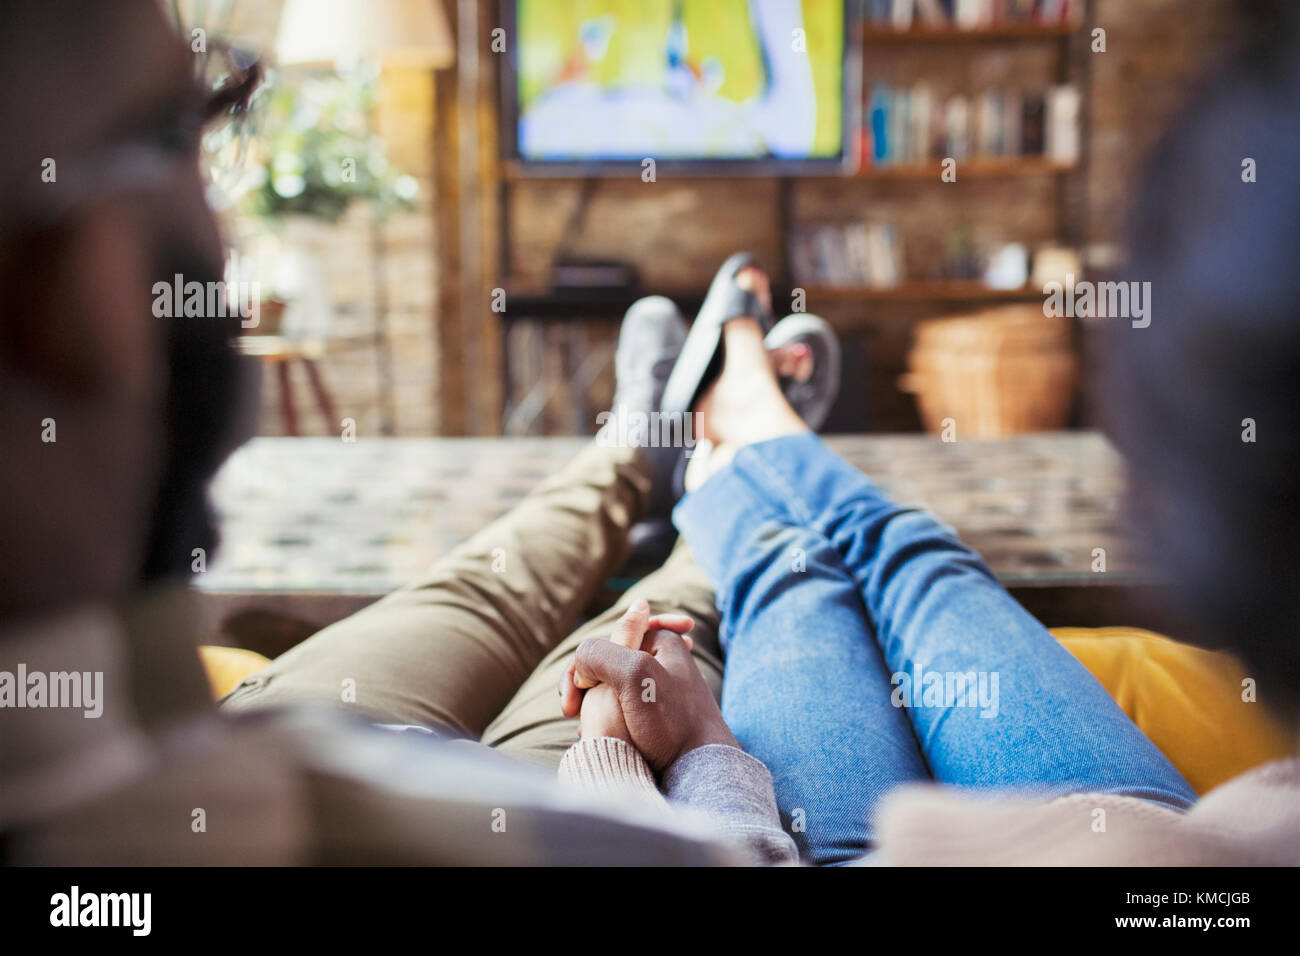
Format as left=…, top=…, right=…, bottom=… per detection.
left=498, top=159, right=1073, bottom=183
left=502, top=282, right=708, bottom=319
left=496, top=281, right=1044, bottom=322
left=802, top=282, right=1042, bottom=303
left=853, top=157, right=1077, bottom=179
left=498, top=161, right=794, bottom=182
left=862, top=23, right=1079, bottom=42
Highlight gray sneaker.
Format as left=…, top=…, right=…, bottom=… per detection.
left=765, top=313, right=842, bottom=431
left=597, top=295, right=689, bottom=519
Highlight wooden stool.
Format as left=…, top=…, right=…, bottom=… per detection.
left=236, top=336, right=337, bottom=436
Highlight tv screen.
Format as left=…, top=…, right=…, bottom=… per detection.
left=501, top=0, right=858, bottom=174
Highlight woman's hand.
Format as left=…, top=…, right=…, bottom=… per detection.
left=558, top=599, right=737, bottom=774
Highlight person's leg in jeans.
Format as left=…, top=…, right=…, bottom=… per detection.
left=683, top=501, right=928, bottom=863
left=675, top=316, right=1197, bottom=864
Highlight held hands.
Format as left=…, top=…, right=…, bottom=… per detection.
left=558, top=599, right=738, bottom=774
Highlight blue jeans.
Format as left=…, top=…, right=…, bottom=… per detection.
left=674, top=433, right=1197, bottom=865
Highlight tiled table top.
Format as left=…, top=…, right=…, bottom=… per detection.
left=200, top=432, right=1143, bottom=595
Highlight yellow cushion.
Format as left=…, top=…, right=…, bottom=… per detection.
left=197, top=645, right=272, bottom=699
left=197, top=629, right=1295, bottom=795
left=1052, top=626, right=1294, bottom=794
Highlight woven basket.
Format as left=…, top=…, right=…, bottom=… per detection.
left=900, top=306, right=1077, bottom=438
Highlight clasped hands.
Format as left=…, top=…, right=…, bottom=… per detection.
left=558, top=599, right=737, bottom=774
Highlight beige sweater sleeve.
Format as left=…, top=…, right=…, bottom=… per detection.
left=557, top=736, right=665, bottom=803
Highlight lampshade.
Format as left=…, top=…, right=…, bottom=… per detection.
left=276, top=0, right=455, bottom=69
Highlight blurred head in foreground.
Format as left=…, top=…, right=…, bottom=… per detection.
left=1102, top=1, right=1300, bottom=716
left=0, top=0, right=253, bottom=621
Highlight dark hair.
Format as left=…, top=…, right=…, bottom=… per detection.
left=1102, top=15, right=1300, bottom=715
left=138, top=285, right=246, bottom=585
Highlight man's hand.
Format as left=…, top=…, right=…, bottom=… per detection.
left=558, top=599, right=737, bottom=774
left=559, top=600, right=693, bottom=744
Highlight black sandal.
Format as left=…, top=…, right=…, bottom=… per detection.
left=659, top=252, right=775, bottom=415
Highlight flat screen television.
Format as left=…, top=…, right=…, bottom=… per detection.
left=499, top=0, right=860, bottom=175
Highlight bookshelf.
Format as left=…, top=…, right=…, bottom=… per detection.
left=795, top=3, right=1092, bottom=303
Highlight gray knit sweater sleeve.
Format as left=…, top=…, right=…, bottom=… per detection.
left=660, top=744, right=799, bottom=865
left=558, top=737, right=799, bottom=865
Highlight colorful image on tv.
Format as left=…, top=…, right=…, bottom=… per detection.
left=514, top=0, right=848, bottom=162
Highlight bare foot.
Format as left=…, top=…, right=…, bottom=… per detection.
left=770, top=342, right=814, bottom=382
left=694, top=318, right=803, bottom=443
left=686, top=278, right=807, bottom=495
left=682, top=267, right=810, bottom=489
left=683, top=439, right=730, bottom=493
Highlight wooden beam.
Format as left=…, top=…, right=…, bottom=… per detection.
left=473, top=0, right=504, bottom=435
left=432, top=0, right=465, bottom=434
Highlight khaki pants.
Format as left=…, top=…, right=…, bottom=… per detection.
left=222, top=442, right=722, bottom=769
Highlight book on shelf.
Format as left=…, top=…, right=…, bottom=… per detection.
left=1045, top=86, right=1080, bottom=164
left=1020, top=93, right=1046, bottom=156
left=863, top=82, right=1078, bottom=168
left=945, top=95, right=971, bottom=161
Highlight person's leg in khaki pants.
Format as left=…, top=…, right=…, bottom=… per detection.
left=222, top=441, right=721, bottom=766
